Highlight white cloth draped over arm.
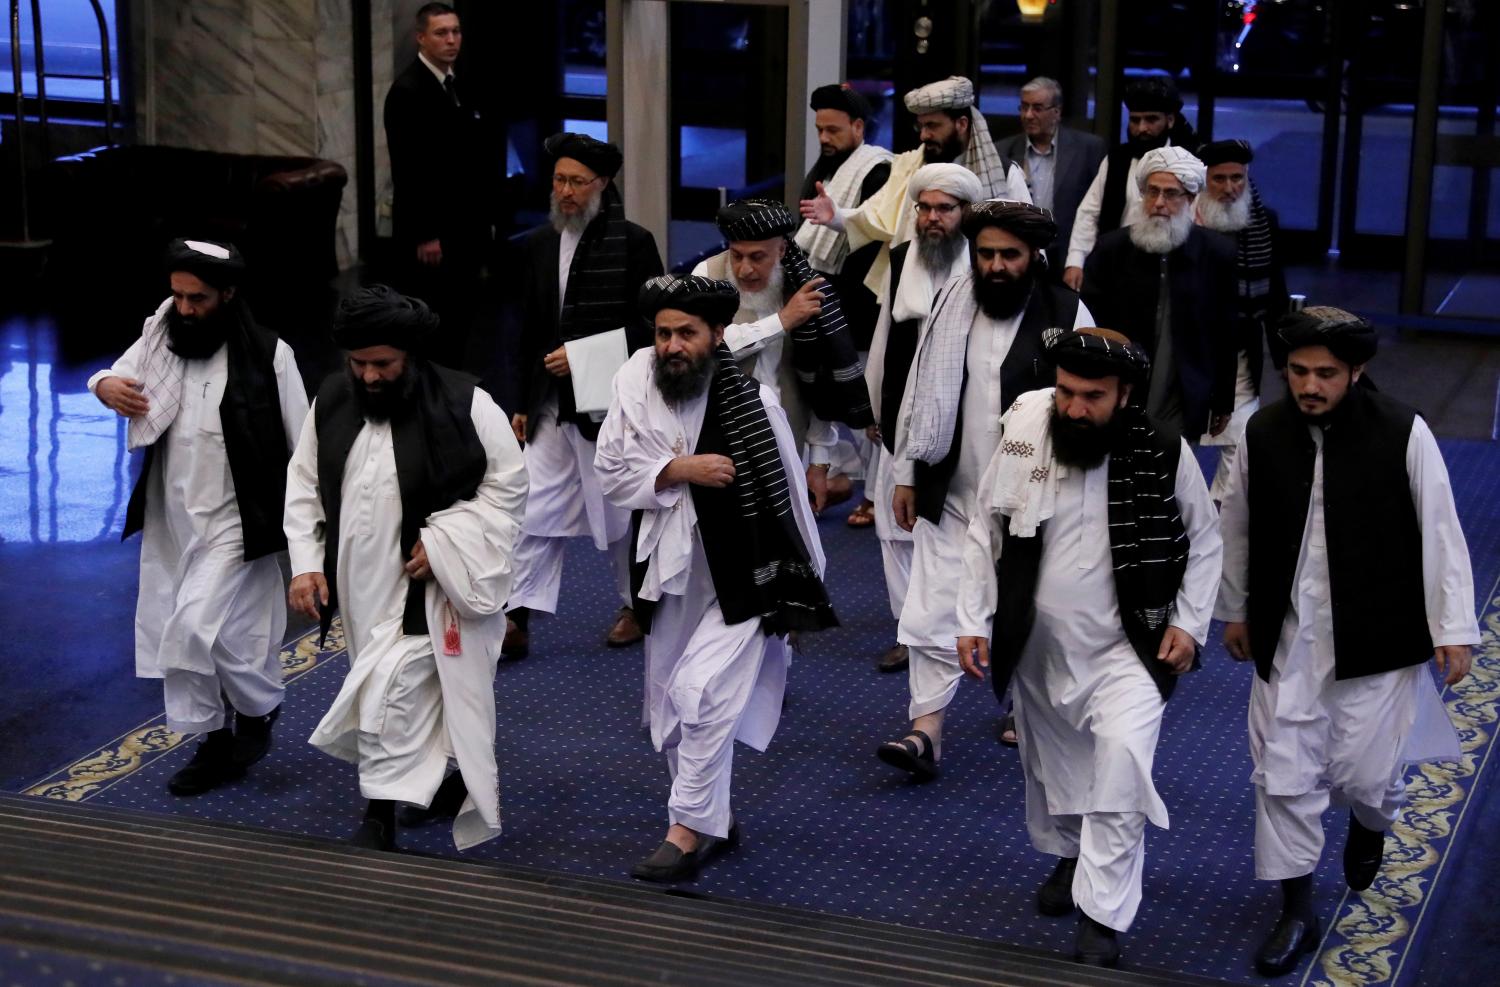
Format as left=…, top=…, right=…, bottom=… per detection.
left=1169, top=437, right=1224, bottom=646
left=283, top=402, right=326, bottom=578
left=1407, top=417, right=1481, bottom=646
left=1214, top=433, right=1252, bottom=623
left=1065, top=157, right=1110, bottom=270
left=87, top=334, right=148, bottom=394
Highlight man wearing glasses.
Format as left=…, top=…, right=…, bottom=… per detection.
left=997, top=77, right=1105, bottom=273
left=506, top=132, right=665, bottom=659
left=1081, top=146, right=1237, bottom=441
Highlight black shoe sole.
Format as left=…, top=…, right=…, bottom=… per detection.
left=875, top=744, right=939, bottom=782
left=1038, top=894, right=1075, bottom=917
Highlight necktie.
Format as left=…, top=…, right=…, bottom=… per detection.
left=443, top=75, right=459, bottom=107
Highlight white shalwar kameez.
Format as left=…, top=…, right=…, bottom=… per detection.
left=595, top=350, right=825, bottom=839
left=285, top=388, right=527, bottom=850
left=89, top=334, right=308, bottom=735
left=893, top=298, right=1092, bottom=719
left=1216, top=418, right=1477, bottom=880
left=958, top=435, right=1222, bottom=932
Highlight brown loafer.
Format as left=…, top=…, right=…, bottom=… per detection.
left=606, top=606, right=644, bottom=647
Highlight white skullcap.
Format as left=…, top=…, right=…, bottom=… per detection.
left=904, top=76, right=975, bottom=113
left=1135, top=146, right=1207, bottom=195
left=907, top=163, right=984, bottom=204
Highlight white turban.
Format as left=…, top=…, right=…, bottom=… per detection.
left=904, top=76, right=976, bottom=113
left=907, top=163, right=984, bottom=204
left=1135, top=146, right=1207, bottom=195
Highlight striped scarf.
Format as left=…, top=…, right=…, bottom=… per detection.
left=559, top=184, right=631, bottom=342
left=780, top=238, right=875, bottom=428
left=708, top=342, right=837, bottom=633
left=1235, top=183, right=1276, bottom=315
left=1106, top=406, right=1189, bottom=634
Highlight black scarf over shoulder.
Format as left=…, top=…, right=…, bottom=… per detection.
left=559, top=183, right=631, bottom=343
left=313, top=362, right=487, bottom=645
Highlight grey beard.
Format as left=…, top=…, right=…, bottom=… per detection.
left=1129, top=208, right=1194, bottom=255
left=1197, top=193, right=1252, bottom=233
left=915, top=230, right=965, bottom=271
left=549, top=192, right=602, bottom=235
left=737, top=264, right=784, bottom=317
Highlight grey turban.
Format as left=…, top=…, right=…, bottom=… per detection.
left=904, top=76, right=976, bottom=113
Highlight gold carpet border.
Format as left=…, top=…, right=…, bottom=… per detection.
left=1308, top=592, right=1500, bottom=986
left=23, top=620, right=344, bottom=802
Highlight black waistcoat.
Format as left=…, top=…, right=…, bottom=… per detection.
left=312, top=363, right=484, bottom=644
left=988, top=424, right=1185, bottom=703
left=880, top=243, right=922, bottom=454
left=1097, top=144, right=1138, bottom=238
left=1244, top=390, right=1430, bottom=682
left=123, top=312, right=290, bottom=562
left=912, top=281, right=1079, bottom=525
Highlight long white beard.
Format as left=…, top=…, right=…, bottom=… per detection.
left=1129, top=208, right=1195, bottom=255
left=737, top=263, right=785, bottom=317
left=1197, top=193, right=1252, bottom=233
left=550, top=192, right=602, bottom=235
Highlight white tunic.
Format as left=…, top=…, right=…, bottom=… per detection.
left=1215, top=418, right=1477, bottom=804
left=88, top=337, right=308, bottom=679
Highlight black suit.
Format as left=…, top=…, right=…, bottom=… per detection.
left=1081, top=225, right=1238, bottom=437
left=997, top=126, right=1105, bottom=269
left=383, top=58, right=496, bottom=366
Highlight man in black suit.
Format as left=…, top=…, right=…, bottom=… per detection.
left=1082, top=146, right=1237, bottom=441
left=383, top=2, right=494, bottom=368
left=996, top=77, right=1105, bottom=274
left=504, top=132, right=664, bottom=659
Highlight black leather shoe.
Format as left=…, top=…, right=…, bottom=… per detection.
left=398, top=772, right=468, bottom=827
left=1344, top=813, right=1386, bottom=891
left=230, top=704, right=280, bottom=768
left=501, top=618, right=529, bottom=660
left=167, top=728, right=245, bottom=796
left=1038, top=857, right=1078, bottom=916
left=1254, top=912, right=1321, bottom=977
left=876, top=644, right=909, bottom=673
left=630, top=824, right=739, bottom=882
left=350, top=817, right=396, bottom=851
left=1073, top=913, right=1120, bottom=967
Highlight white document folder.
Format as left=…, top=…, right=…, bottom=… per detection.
left=564, top=326, right=629, bottom=418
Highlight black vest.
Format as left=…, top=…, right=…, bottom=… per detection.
left=880, top=243, right=922, bottom=454
left=1244, top=390, right=1431, bottom=682
left=123, top=314, right=291, bottom=562
left=989, top=423, right=1186, bottom=703
left=913, top=281, right=1079, bottom=524
left=1098, top=144, right=1138, bottom=239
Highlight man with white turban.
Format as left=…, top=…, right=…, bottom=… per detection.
left=877, top=198, right=1092, bottom=779
left=1081, top=146, right=1238, bottom=439
left=798, top=76, right=1030, bottom=303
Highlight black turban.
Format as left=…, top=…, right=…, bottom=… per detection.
left=1045, top=327, right=1151, bottom=382
left=544, top=131, right=623, bottom=179
left=1124, top=75, right=1182, bottom=114
left=638, top=275, right=740, bottom=329
left=961, top=199, right=1057, bottom=249
left=332, top=284, right=440, bottom=352
left=810, top=82, right=873, bottom=123
left=1198, top=138, right=1253, bottom=168
left=1277, top=305, right=1377, bottom=366
left=165, top=238, right=246, bottom=290
left=716, top=198, right=796, bottom=243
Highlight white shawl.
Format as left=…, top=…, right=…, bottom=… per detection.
left=987, top=387, right=1067, bottom=537
left=127, top=298, right=184, bottom=450
left=794, top=142, right=894, bottom=273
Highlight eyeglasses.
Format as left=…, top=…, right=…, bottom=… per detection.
left=1142, top=186, right=1188, bottom=202
left=552, top=174, right=601, bottom=190
left=914, top=202, right=960, bottom=216
left=1019, top=102, right=1058, bottom=114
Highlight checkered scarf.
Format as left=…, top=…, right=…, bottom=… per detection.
left=127, top=299, right=184, bottom=451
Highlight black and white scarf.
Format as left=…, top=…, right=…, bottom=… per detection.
left=780, top=237, right=875, bottom=428
left=1235, top=182, right=1276, bottom=316
left=559, top=183, right=631, bottom=342
left=1106, top=405, right=1189, bottom=636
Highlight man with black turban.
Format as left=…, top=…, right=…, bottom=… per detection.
left=509, top=131, right=665, bottom=658
left=876, top=199, right=1092, bottom=775
left=89, top=238, right=309, bottom=797
left=595, top=275, right=833, bottom=882
left=957, top=327, right=1221, bottom=968
left=1216, top=306, right=1476, bottom=977
left=285, top=284, right=528, bottom=852
left=1063, top=74, right=1197, bottom=289
left=693, top=197, right=874, bottom=512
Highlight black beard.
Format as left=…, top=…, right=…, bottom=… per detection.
left=165, top=304, right=232, bottom=360
left=1129, top=130, right=1170, bottom=156
left=973, top=268, right=1034, bottom=320
left=922, top=131, right=965, bottom=164
left=653, top=350, right=715, bottom=405
left=1051, top=404, right=1118, bottom=470
left=348, top=361, right=419, bottom=422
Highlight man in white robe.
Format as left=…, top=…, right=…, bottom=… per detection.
left=1216, top=307, right=1476, bottom=977
left=595, top=275, right=832, bottom=882
left=89, top=239, right=308, bottom=796
left=285, top=286, right=527, bottom=851
left=799, top=75, right=1030, bottom=302
left=878, top=201, right=1091, bottom=779
left=958, top=328, right=1222, bottom=967
left=863, top=163, right=983, bottom=673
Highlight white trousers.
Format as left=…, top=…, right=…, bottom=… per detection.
left=1254, top=772, right=1406, bottom=881
left=354, top=637, right=449, bottom=807
left=163, top=639, right=284, bottom=736
left=899, top=506, right=967, bottom=720
left=1027, top=805, right=1149, bottom=932
left=507, top=529, right=632, bottom=614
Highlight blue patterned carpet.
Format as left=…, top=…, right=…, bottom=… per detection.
left=17, top=439, right=1500, bottom=985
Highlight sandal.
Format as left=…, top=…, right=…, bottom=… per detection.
left=997, top=714, right=1019, bottom=748
left=876, top=729, right=940, bottom=781
left=846, top=500, right=876, bottom=528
